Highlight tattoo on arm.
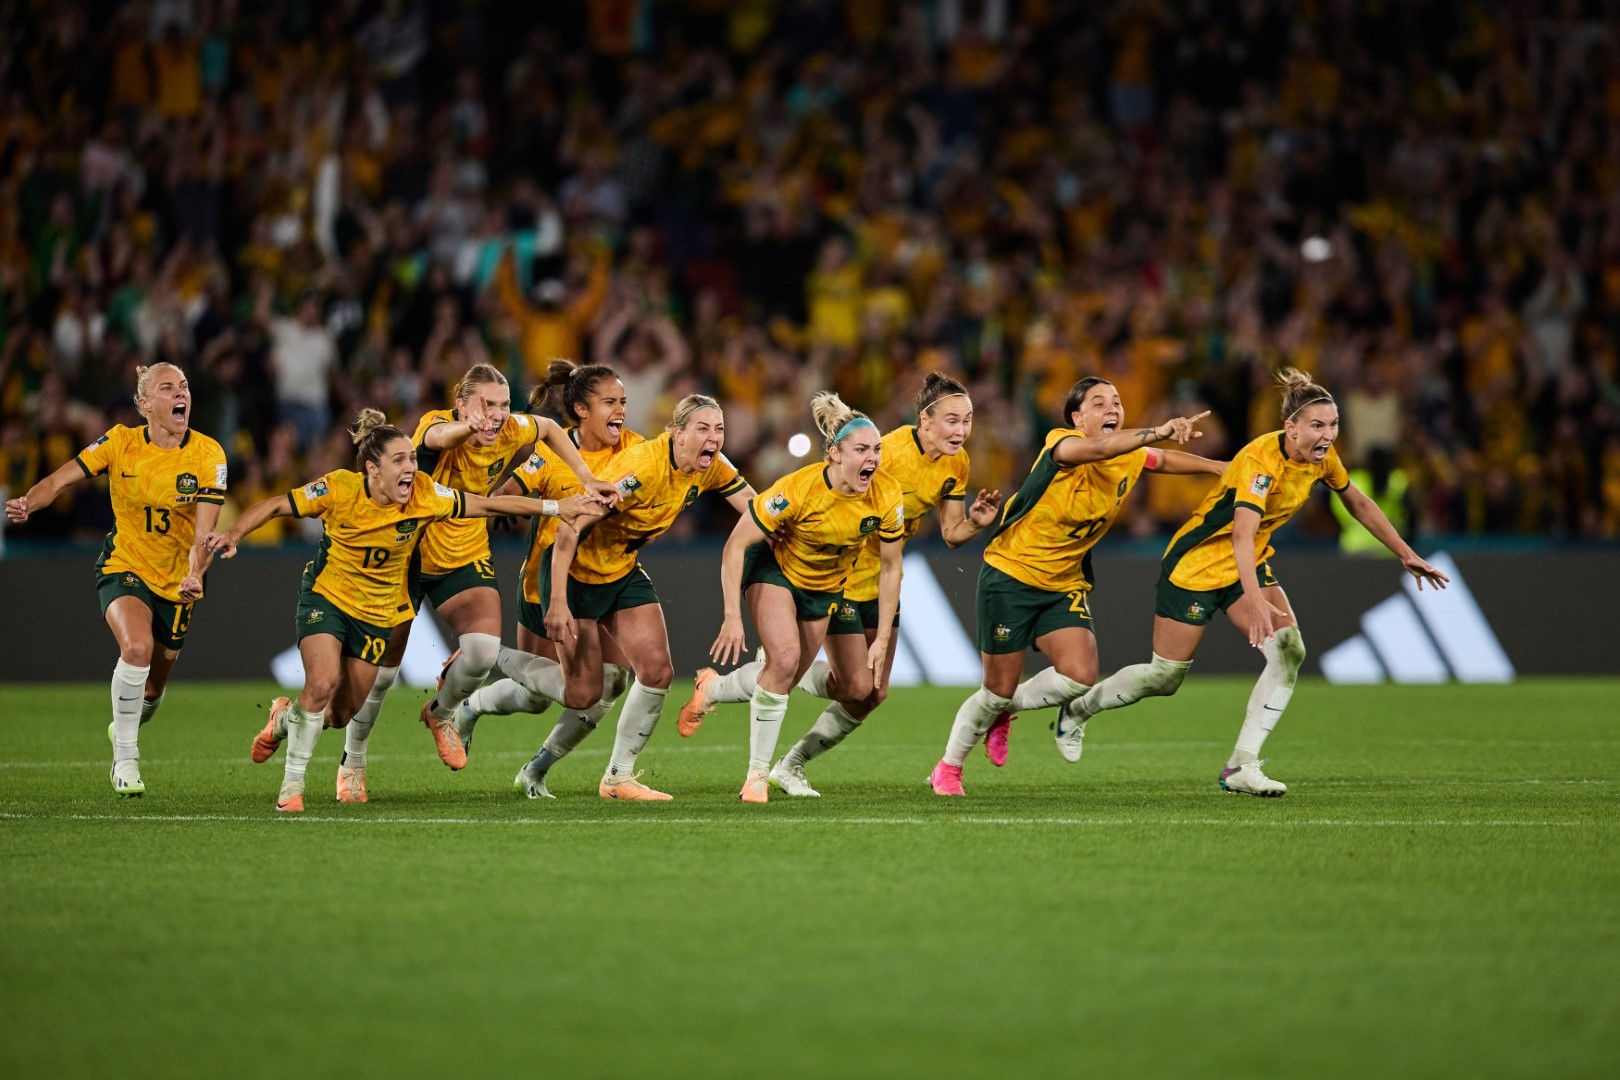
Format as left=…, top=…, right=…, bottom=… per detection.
left=1137, top=428, right=1157, bottom=444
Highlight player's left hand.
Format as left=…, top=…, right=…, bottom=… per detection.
left=201, top=531, right=241, bottom=559
left=967, top=489, right=1002, bottom=527
left=866, top=633, right=891, bottom=691
left=584, top=477, right=620, bottom=506
left=179, top=575, right=204, bottom=602
left=1404, top=555, right=1450, bottom=591
left=4, top=497, right=29, bottom=524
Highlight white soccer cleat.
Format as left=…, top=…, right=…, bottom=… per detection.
left=768, top=759, right=821, bottom=797
left=1219, top=759, right=1288, bottom=797
left=452, top=701, right=481, bottom=754
left=110, top=759, right=144, bottom=798
left=1054, top=704, right=1087, bottom=763
left=513, top=761, right=555, bottom=800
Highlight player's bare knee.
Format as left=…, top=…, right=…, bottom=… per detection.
left=640, top=660, right=674, bottom=690
left=121, top=643, right=154, bottom=667
left=563, top=688, right=603, bottom=711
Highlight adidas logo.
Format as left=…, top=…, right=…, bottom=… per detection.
left=1320, top=552, right=1514, bottom=684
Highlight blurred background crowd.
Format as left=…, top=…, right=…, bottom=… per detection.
left=3, top=0, right=1619, bottom=551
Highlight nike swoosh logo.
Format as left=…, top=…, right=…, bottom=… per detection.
left=120, top=472, right=138, bottom=478
left=117, top=695, right=142, bottom=704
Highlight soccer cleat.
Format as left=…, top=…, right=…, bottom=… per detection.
left=335, top=764, right=369, bottom=804
left=252, top=697, right=291, bottom=763
left=1219, top=759, right=1288, bottom=797
left=768, top=759, right=820, bottom=797
left=599, top=771, right=674, bottom=801
left=985, top=711, right=1015, bottom=767
left=276, top=781, right=305, bottom=813
left=929, top=760, right=965, bottom=796
left=513, top=760, right=556, bottom=800
left=677, top=668, right=718, bottom=737
left=420, top=699, right=468, bottom=770
left=452, top=700, right=481, bottom=754
left=739, top=769, right=769, bottom=803
left=1054, top=705, right=1087, bottom=763
left=110, top=759, right=145, bottom=798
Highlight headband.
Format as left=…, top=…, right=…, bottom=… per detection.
left=1287, top=395, right=1335, bottom=421
left=833, top=417, right=879, bottom=443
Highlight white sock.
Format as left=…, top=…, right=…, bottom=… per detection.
left=495, top=646, right=568, bottom=702
left=796, top=659, right=831, bottom=698
left=433, top=633, right=501, bottom=719
left=530, top=701, right=610, bottom=776
left=467, top=678, right=550, bottom=717
left=140, top=691, right=165, bottom=726
left=111, top=660, right=148, bottom=764
left=283, top=701, right=326, bottom=786
left=1230, top=628, right=1304, bottom=766
left=785, top=702, right=861, bottom=766
left=708, top=660, right=762, bottom=705
left=943, top=687, right=1014, bottom=767
left=603, top=662, right=631, bottom=701
left=1011, top=667, right=1090, bottom=712
left=342, top=664, right=398, bottom=770
left=1073, top=653, right=1192, bottom=721
left=747, top=686, right=790, bottom=772
left=605, top=680, right=668, bottom=778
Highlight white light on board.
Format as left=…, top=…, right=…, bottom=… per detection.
left=787, top=433, right=812, bottom=457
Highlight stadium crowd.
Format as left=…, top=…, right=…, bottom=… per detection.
left=2, top=0, right=1619, bottom=549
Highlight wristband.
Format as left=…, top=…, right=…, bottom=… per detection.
left=542, top=499, right=559, bottom=517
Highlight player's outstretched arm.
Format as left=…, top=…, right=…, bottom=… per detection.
left=465, top=491, right=600, bottom=528
left=1335, top=482, right=1450, bottom=590
left=939, top=488, right=1001, bottom=546
left=5, top=459, right=88, bottom=525
left=1054, top=411, right=1211, bottom=467
left=532, top=416, right=620, bottom=505
left=1153, top=449, right=1228, bottom=476
left=202, top=494, right=294, bottom=558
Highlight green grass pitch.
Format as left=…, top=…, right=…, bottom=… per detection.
left=2, top=676, right=1616, bottom=1078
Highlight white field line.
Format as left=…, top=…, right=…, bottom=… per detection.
left=0, top=811, right=1607, bottom=829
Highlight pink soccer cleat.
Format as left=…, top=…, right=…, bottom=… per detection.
left=929, top=760, right=966, bottom=796
left=985, top=711, right=1015, bottom=767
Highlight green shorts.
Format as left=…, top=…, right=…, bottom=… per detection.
left=974, top=563, right=1093, bottom=654
left=410, top=558, right=499, bottom=610
left=827, top=596, right=901, bottom=635
left=1154, top=561, right=1279, bottom=625
left=517, top=595, right=547, bottom=638
left=539, top=547, right=661, bottom=622
left=744, top=543, right=841, bottom=622
left=295, top=581, right=394, bottom=665
left=97, top=571, right=195, bottom=650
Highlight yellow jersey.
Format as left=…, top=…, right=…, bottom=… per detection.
left=749, top=463, right=905, bottom=593
left=411, top=409, right=539, bottom=574
left=78, top=426, right=228, bottom=601
left=516, top=428, right=643, bottom=604
left=570, top=431, right=749, bottom=585
left=983, top=428, right=1150, bottom=594
left=1164, top=432, right=1350, bottom=590
left=289, top=470, right=466, bottom=626
left=844, top=426, right=969, bottom=602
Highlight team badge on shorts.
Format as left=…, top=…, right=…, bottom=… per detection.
left=992, top=624, right=1012, bottom=642
left=122, top=573, right=139, bottom=587
left=1185, top=602, right=1207, bottom=622
left=1117, top=478, right=1128, bottom=496
left=307, top=610, right=325, bottom=624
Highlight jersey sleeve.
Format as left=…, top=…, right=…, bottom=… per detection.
left=509, top=451, right=554, bottom=495
left=1232, top=449, right=1275, bottom=515
left=942, top=454, right=970, bottom=500
left=425, top=480, right=468, bottom=521
left=608, top=441, right=659, bottom=508
left=288, top=474, right=337, bottom=518
left=749, top=474, right=800, bottom=534
left=1321, top=446, right=1351, bottom=491
left=74, top=430, right=116, bottom=477
left=707, top=453, right=748, bottom=497
left=878, top=489, right=906, bottom=543
left=197, top=442, right=228, bottom=505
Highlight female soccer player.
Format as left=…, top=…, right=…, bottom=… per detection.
left=5, top=362, right=227, bottom=797
left=929, top=377, right=1223, bottom=796
left=450, top=360, right=645, bottom=795
left=202, top=409, right=595, bottom=812
left=1061, top=368, right=1449, bottom=796
left=335, top=362, right=616, bottom=802
left=689, top=372, right=1001, bottom=798
left=701, top=391, right=906, bottom=804
left=498, top=393, right=756, bottom=801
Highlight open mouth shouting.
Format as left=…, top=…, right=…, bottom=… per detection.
left=1099, top=414, right=1120, bottom=434
left=171, top=400, right=189, bottom=428
left=605, top=419, right=623, bottom=442
left=855, top=463, right=877, bottom=489
left=396, top=472, right=415, bottom=500
left=696, top=446, right=716, bottom=469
